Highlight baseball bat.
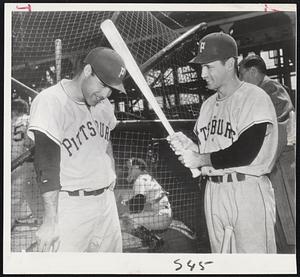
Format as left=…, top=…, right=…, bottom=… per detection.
left=55, top=39, right=62, bottom=82
left=11, top=145, right=34, bottom=171
left=221, top=226, right=233, bottom=253
left=100, top=19, right=201, bottom=178
left=12, top=77, right=38, bottom=98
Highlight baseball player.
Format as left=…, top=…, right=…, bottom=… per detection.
left=27, top=47, right=127, bottom=252
left=120, top=158, right=172, bottom=249
left=121, top=157, right=172, bottom=231
left=239, top=55, right=296, bottom=252
left=168, top=32, right=278, bottom=253
left=11, top=99, right=38, bottom=228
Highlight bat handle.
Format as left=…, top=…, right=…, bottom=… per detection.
left=191, top=168, right=201, bottom=178
left=178, top=148, right=202, bottom=178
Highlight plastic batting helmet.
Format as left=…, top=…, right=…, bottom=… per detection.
left=84, top=47, right=127, bottom=93
left=190, top=32, right=238, bottom=64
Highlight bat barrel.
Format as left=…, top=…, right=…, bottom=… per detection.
left=55, top=39, right=62, bottom=82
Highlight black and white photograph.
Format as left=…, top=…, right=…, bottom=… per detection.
left=4, top=2, right=297, bottom=274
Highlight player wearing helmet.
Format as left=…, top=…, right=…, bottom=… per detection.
left=121, top=157, right=172, bottom=231
left=120, top=157, right=172, bottom=250
left=27, top=47, right=127, bottom=252
left=11, top=99, right=39, bottom=228
left=168, top=33, right=278, bottom=253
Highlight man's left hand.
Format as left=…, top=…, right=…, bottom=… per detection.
left=178, top=150, right=211, bottom=169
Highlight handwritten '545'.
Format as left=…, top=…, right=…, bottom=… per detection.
left=173, top=258, right=214, bottom=271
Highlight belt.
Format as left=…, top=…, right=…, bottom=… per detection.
left=62, top=186, right=109, bottom=197
left=209, top=173, right=246, bottom=183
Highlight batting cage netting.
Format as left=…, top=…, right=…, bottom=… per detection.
left=11, top=10, right=212, bottom=253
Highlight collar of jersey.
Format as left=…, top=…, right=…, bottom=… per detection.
left=60, top=79, right=87, bottom=105
left=216, top=81, right=245, bottom=101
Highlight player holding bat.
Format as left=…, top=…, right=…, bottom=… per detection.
left=168, top=32, right=278, bottom=253
left=100, top=20, right=201, bottom=179
left=100, top=20, right=277, bottom=253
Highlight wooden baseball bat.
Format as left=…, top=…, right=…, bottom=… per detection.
left=100, top=19, right=201, bottom=178
left=221, top=226, right=233, bottom=253
left=11, top=145, right=35, bottom=171
left=55, top=39, right=62, bottom=82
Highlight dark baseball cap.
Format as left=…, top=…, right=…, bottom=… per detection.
left=84, top=47, right=127, bottom=93
left=190, top=32, right=238, bottom=64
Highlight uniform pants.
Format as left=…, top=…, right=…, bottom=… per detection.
left=57, top=188, right=122, bottom=252
left=205, top=174, right=277, bottom=253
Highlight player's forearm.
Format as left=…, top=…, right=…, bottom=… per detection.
left=178, top=151, right=211, bottom=169
left=34, top=130, right=61, bottom=193
left=42, top=190, right=59, bottom=224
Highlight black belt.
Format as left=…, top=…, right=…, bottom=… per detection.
left=209, top=173, right=246, bottom=183
left=63, top=186, right=109, bottom=196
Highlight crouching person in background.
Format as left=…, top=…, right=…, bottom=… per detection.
left=121, top=157, right=172, bottom=249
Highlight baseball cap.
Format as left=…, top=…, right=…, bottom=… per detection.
left=84, top=47, right=127, bottom=93
left=190, top=32, right=238, bottom=64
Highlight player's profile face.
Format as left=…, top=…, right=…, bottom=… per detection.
left=201, top=60, right=227, bottom=90
left=82, top=73, right=112, bottom=106
left=127, top=165, right=141, bottom=183
left=238, top=66, right=252, bottom=83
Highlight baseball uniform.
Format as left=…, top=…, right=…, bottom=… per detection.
left=259, top=75, right=296, bottom=251
left=11, top=113, right=38, bottom=224
left=126, top=174, right=172, bottom=231
left=28, top=79, right=122, bottom=252
left=194, top=82, right=278, bottom=253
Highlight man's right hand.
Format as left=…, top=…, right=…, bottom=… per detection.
left=36, top=221, right=60, bottom=252
left=167, top=132, right=198, bottom=154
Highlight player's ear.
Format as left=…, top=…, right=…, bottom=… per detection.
left=225, top=57, right=235, bottom=71
left=83, top=64, right=93, bottom=78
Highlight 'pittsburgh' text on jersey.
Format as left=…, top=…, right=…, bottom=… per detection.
left=28, top=80, right=117, bottom=191
left=194, top=82, right=278, bottom=177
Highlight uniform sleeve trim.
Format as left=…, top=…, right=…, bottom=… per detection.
left=238, top=119, right=274, bottom=136
left=28, top=126, right=61, bottom=146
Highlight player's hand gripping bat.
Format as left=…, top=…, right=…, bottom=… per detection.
left=100, top=19, right=201, bottom=178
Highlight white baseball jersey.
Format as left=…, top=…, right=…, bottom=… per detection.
left=28, top=79, right=117, bottom=191
left=12, top=114, right=30, bottom=160
left=133, top=174, right=170, bottom=212
left=194, top=82, right=278, bottom=176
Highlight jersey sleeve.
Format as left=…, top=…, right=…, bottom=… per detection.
left=27, top=92, right=63, bottom=145
left=235, top=90, right=276, bottom=136
left=132, top=175, right=149, bottom=196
